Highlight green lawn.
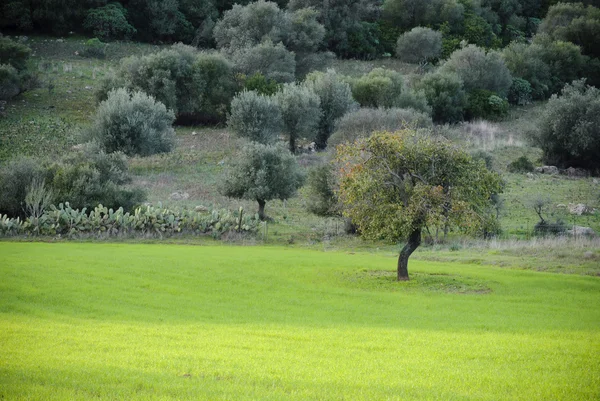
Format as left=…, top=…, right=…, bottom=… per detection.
left=1, top=242, right=599, bottom=400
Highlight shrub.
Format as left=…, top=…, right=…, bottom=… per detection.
left=83, top=2, right=136, bottom=41
left=233, top=41, right=296, bottom=83
left=97, top=45, right=237, bottom=124
left=507, top=78, right=532, bottom=106
left=395, top=27, right=443, bottom=64
left=350, top=68, right=404, bottom=108
left=305, top=163, right=338, bottom=216
left=418, top=71, right=467, bottom=123
left=220, top=142, right=305, bottom=220
left=0, top=157, right=45, bottom=218
left=228, top=90, right=283, bottom=144
left=239, top=72, right=281, bottom=96
left=507, top=156, right=534, bottom=173
left=80, top=38, right=107, bottom=59
left=0, top=36, right=31, bottom=71
left=534, top=80, right=600, bottom=171
left=466, top=90, right=509, bottom=121
left=275, top=83, right=321, bottom=152
left=439, top=44, right=513, bottom=97
left=88, top=89, right=175, bottom=156
left=304, top=69, right=359, bottom=149
left=0, top=64, right=20, bottom=100
left=328, top=107, right=433, bottom=147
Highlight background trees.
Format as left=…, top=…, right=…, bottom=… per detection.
left=337, top=130, right=502, bottom=280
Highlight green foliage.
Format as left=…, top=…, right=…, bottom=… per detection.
left=97, top=45, right=237, bottom=123
left=417, top=71, right=467, bottom=124
left=0, top=64, right=21, bottom=101
left=220, top=142, right=305, bottom=219
left=328, top=107, right=433, bottom=147
left=0, top=157, right=44, bottom=218
left=350, top=68, right=405, bottom=108
left=337, top=130, right=503, bottom=244
left=80, top=38, right=107, bottom=59
left=275, top=83, right=322, bottom=152
left=0, top=36, right=31, bottom=71
left=88, top=89, right=175, bottom=157
left=0, top=203, right=260, bottom=238
left=228, top=90, right=283, bottom=144
left=395, top=27, right=442, bottom=64
left=507, top=77, right=532, bottom=106
left=534, top=80, right=600, bottom=171
left=83, top=2, right=136, bottom=41
left=239, top=72, right=281, bottom=96
left=507, top=156, right=534, bottom=173
left=304, top=70, right=359, bottom=149
left=439, top=44, right=513, bottom=97
left=466, top=89, right=509, bottom=120
left=305, top=163, right=339, bottom=216
left=233, top=41, right=296, bottom=83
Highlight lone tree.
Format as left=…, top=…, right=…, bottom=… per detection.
left=336, top=130, right=502, bottom=280
left=220, top=142, right=305, bottom=220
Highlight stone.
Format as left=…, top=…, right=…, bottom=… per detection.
left=195, top=205, right=209, bottom=212
left=170, top=192, right=190, bottom=201
left=191, top=131, right=198, bottom=136
left=526, top=173, right=535, bottom=179
left=568, top=203, right=591, bottom=215
left=565, top=167, right=587, bottom=177
left=566, top=226, right=596, bottom=237
left=583, top=251, right=595, bottom=259
left=534, top=166, right=559, bottom=175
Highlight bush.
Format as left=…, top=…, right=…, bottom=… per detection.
left=507, top=78, right=532, bottom=106
left=534, top=80, right=600, bottom=171
left=239, top=72, right=281, bottom=96
left=507, top=156, right=534, bottom=173
left=0, top=157, right=45, bottom=218
left=0, top=36, right=31, bottom=71
left=350, top=68, right=404, bottom=108
left=228, top=90, right=283, bottom=144
left=220, top=142, right=305, bottom=220
left=88, top=89, right=175, bottom=157
left=275, top=83, right=321, bottom=152
left=466, top=90, right=509, bottom=120
left=328, top=107, right=433, bottom=147
left=80, top=38, right=107, bottom=59
left=534, top=220, right=566, bottom=236
left=83, top=2, right=136, bottom=41
left=304, top=69, right=359, bottom=149
left=233, top=41, right=296, bottom=83
left=305, top=163, right=338, bottom=216
left=418, top=71, right=467, bottom=124
left=0, top=64, right=21, bottom=100
left=439, top=44, right=513, bottom=97
left=395, top=27, right=442, bottom=64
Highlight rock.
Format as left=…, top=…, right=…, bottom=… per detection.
left=556, top=204, right=566, bottom=208
left=84, top=86, right=93, bottom=90
left=566, top=226, right=596, bottom=237
left=170, top=192, right=190, bottom=201
left=568, top=203, right=591, bottom=215
left=565, top=167, right=587, bottom=177
left=593, top=179, right=599, bottom=185
left=218, top=159, right=225, bottom=166
left=583, top=251, right=595, bottom=259
left=56, top=38, right=64, bottom=43
left=191, top=131, right=198, bottom=136
left=195, top=205, right=209, bottom=212
left=534, top=166, right=559, bottom=175
left=526, top=172, right=535, bottom=179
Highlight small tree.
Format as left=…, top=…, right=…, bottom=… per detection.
left=228, top=90, right=283, bottom=144
left=220, top=142, right=305, bottom=220
left=234, top=40, right=296, bottom=83
left=395, top=27, right=442, bottom=64
left=89, top=88, right=175, bottom=157
left=417, top=71, right=467, bottom=124
left=337, top=130, right=502, bottom=280
left=83, top=3, right=136, bottom=41
left=275, top=83, right=321, bottom=152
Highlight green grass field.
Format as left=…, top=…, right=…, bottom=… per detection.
left=1, top=242, right=599, bottom=400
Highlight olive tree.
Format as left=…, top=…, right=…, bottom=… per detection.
left=395, top=27, right=442, bottom=64
left=275, top=83, right=322, bottom=152
left=336, top=130, right=502, bottom=280
left=228, top=90, right=283, bottom=144
left=233, top=41, right=296, bottom=83
left=220, top=142, right=305, bottom=220
left=417, top=71, right=467, bottom=123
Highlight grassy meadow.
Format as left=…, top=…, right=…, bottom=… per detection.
left=1, top=242, right=599, bottom=400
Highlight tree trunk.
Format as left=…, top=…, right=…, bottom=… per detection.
left=289, top=135, right=296, bottom=154
left=257, top=199, right=266, bottom=221
left=397, top=227, right=422, bottom=281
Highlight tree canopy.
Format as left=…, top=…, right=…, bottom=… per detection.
left=336, top=130, right=503, bottom=280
